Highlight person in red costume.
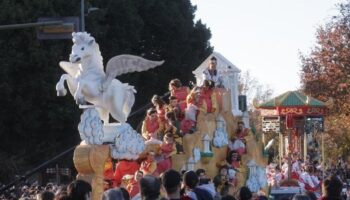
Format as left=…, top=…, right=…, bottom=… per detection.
left=166, top=96, right=183, bottom=121
left=186, top=80, right=217, bottom=116
left=169, top=79, right=190, bottom=113
left=113, top=159, right=140, bottom=187
left=226, top=150, right=241, bottom=169
left=126, top=170, right=143, bottom=198
left=236, top=121, right=249, bottom=139
left=228, top=121, right=249, bottom=155
left=197, top=80, right=217, bottom=114
left=140, top=151, right=158, bottom=176
left=141, top=108, right=164, bottom=140
left=151, top=95, right=167, bottom=124
left=157, top=133, right=177, bottom=174
left=103, top=158, right=116, bottom=189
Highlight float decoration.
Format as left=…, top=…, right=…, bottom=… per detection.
left=56, top=32, right=163, bottom=199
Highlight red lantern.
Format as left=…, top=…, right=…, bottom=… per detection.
left=286, top=114, right=294, bottom=129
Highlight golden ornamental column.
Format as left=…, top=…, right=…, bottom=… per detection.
left=73, top=144, right=110, bottom=200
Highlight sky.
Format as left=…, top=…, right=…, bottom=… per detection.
left=191, top=0, right=343, bottom=96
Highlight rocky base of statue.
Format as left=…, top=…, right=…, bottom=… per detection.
left=78, top=107, right=145, bottom=158
left=74, top=107, right=145, bottom=200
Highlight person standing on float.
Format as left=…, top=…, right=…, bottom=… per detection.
left=201, top=56, right=224, bottom=88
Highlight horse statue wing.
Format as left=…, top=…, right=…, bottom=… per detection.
left=59, top=61, right=80, bottom=77
left=103, top=54, right=164, bottom=90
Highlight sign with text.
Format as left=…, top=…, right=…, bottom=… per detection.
left=37, top=17, right=79, bottom=40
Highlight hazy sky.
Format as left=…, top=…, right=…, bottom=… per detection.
left=191, top=0, right=342, bottom=95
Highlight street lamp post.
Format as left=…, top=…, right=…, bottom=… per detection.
left=81, top=0, right=85, bottom=32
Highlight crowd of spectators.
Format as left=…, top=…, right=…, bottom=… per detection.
left=1, top=165, right=350, bottom=200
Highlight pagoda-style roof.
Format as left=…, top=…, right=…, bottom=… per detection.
left=258, top=91, right=326, bottom=108
left=258, top=91, right=327, bottom=116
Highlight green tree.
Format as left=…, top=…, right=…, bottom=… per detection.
left=0, top=0, right=212, bottom=182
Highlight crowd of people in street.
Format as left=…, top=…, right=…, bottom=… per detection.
left=1, top=163, right=350, bottom=200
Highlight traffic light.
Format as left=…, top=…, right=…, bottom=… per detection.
left=238, top=95, right=247, bottom=112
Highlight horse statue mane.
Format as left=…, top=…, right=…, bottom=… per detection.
left=71, top=32, right=103, bottom=69
left=56, top=32, right=164, bottom=123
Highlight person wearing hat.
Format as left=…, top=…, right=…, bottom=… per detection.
left=142, top=108, right=164, bottom=140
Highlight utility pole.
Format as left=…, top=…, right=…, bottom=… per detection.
left=81, top=0, right=85, bottom=32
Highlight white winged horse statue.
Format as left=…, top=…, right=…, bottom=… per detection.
left=56, top=32, right=164, bottom=123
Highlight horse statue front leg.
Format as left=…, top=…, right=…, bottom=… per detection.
left=74, top=81, right=86, bottom=105
left=56, top=74, right=69, bottom=96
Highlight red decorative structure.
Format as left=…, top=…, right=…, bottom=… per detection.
left=257, top=91, right=327, bottom=182
left=285, top=114, right=294, bottom=129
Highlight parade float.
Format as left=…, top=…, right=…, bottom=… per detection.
left=258, top=91, right=326, bottom=170
left=257, top=91, right=327, bottom=198
left=55, top=32, right=270, bottom=199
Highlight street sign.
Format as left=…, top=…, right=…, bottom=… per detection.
left=37, top=17, right=79, bottom=40
left=262, top=116, right=281, bottom=133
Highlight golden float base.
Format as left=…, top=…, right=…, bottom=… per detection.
left=73, top=144, right=110, bottom=200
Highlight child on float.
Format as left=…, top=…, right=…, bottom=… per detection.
left=226, top=150, right=241, bottom=169
left=166, top=95, right=183, bottom=121
left=113, top=158, right=140, bottom=187
left=141, top=108, right=164, bottom=140
left=164, top=111, right=184, bottom=153
left=179, top=86, right=200, bottom=135
left=140, top=151, right=158, bottom=176
left=168, top=78, right=190, bottom=113
left=151, top=94, right=167, bottom=125
left=228, top=121, right=248, bottom=156
left=156, top=132, right=177, bottom=174
left=186, top=80, right=217, bottom=115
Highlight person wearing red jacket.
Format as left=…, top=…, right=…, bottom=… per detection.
left=142, top=108, right=164, bottom=140
left=169, top=79, right=190, bottom=113
left=113, top=159, right=140, bottom=187
left=126, top=170, right=143, bottom=198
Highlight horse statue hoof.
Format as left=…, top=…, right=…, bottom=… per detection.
left=57, top=89, right=67, bottom=96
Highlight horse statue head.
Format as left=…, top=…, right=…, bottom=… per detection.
left=70, top=32, right=103, bottom=70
